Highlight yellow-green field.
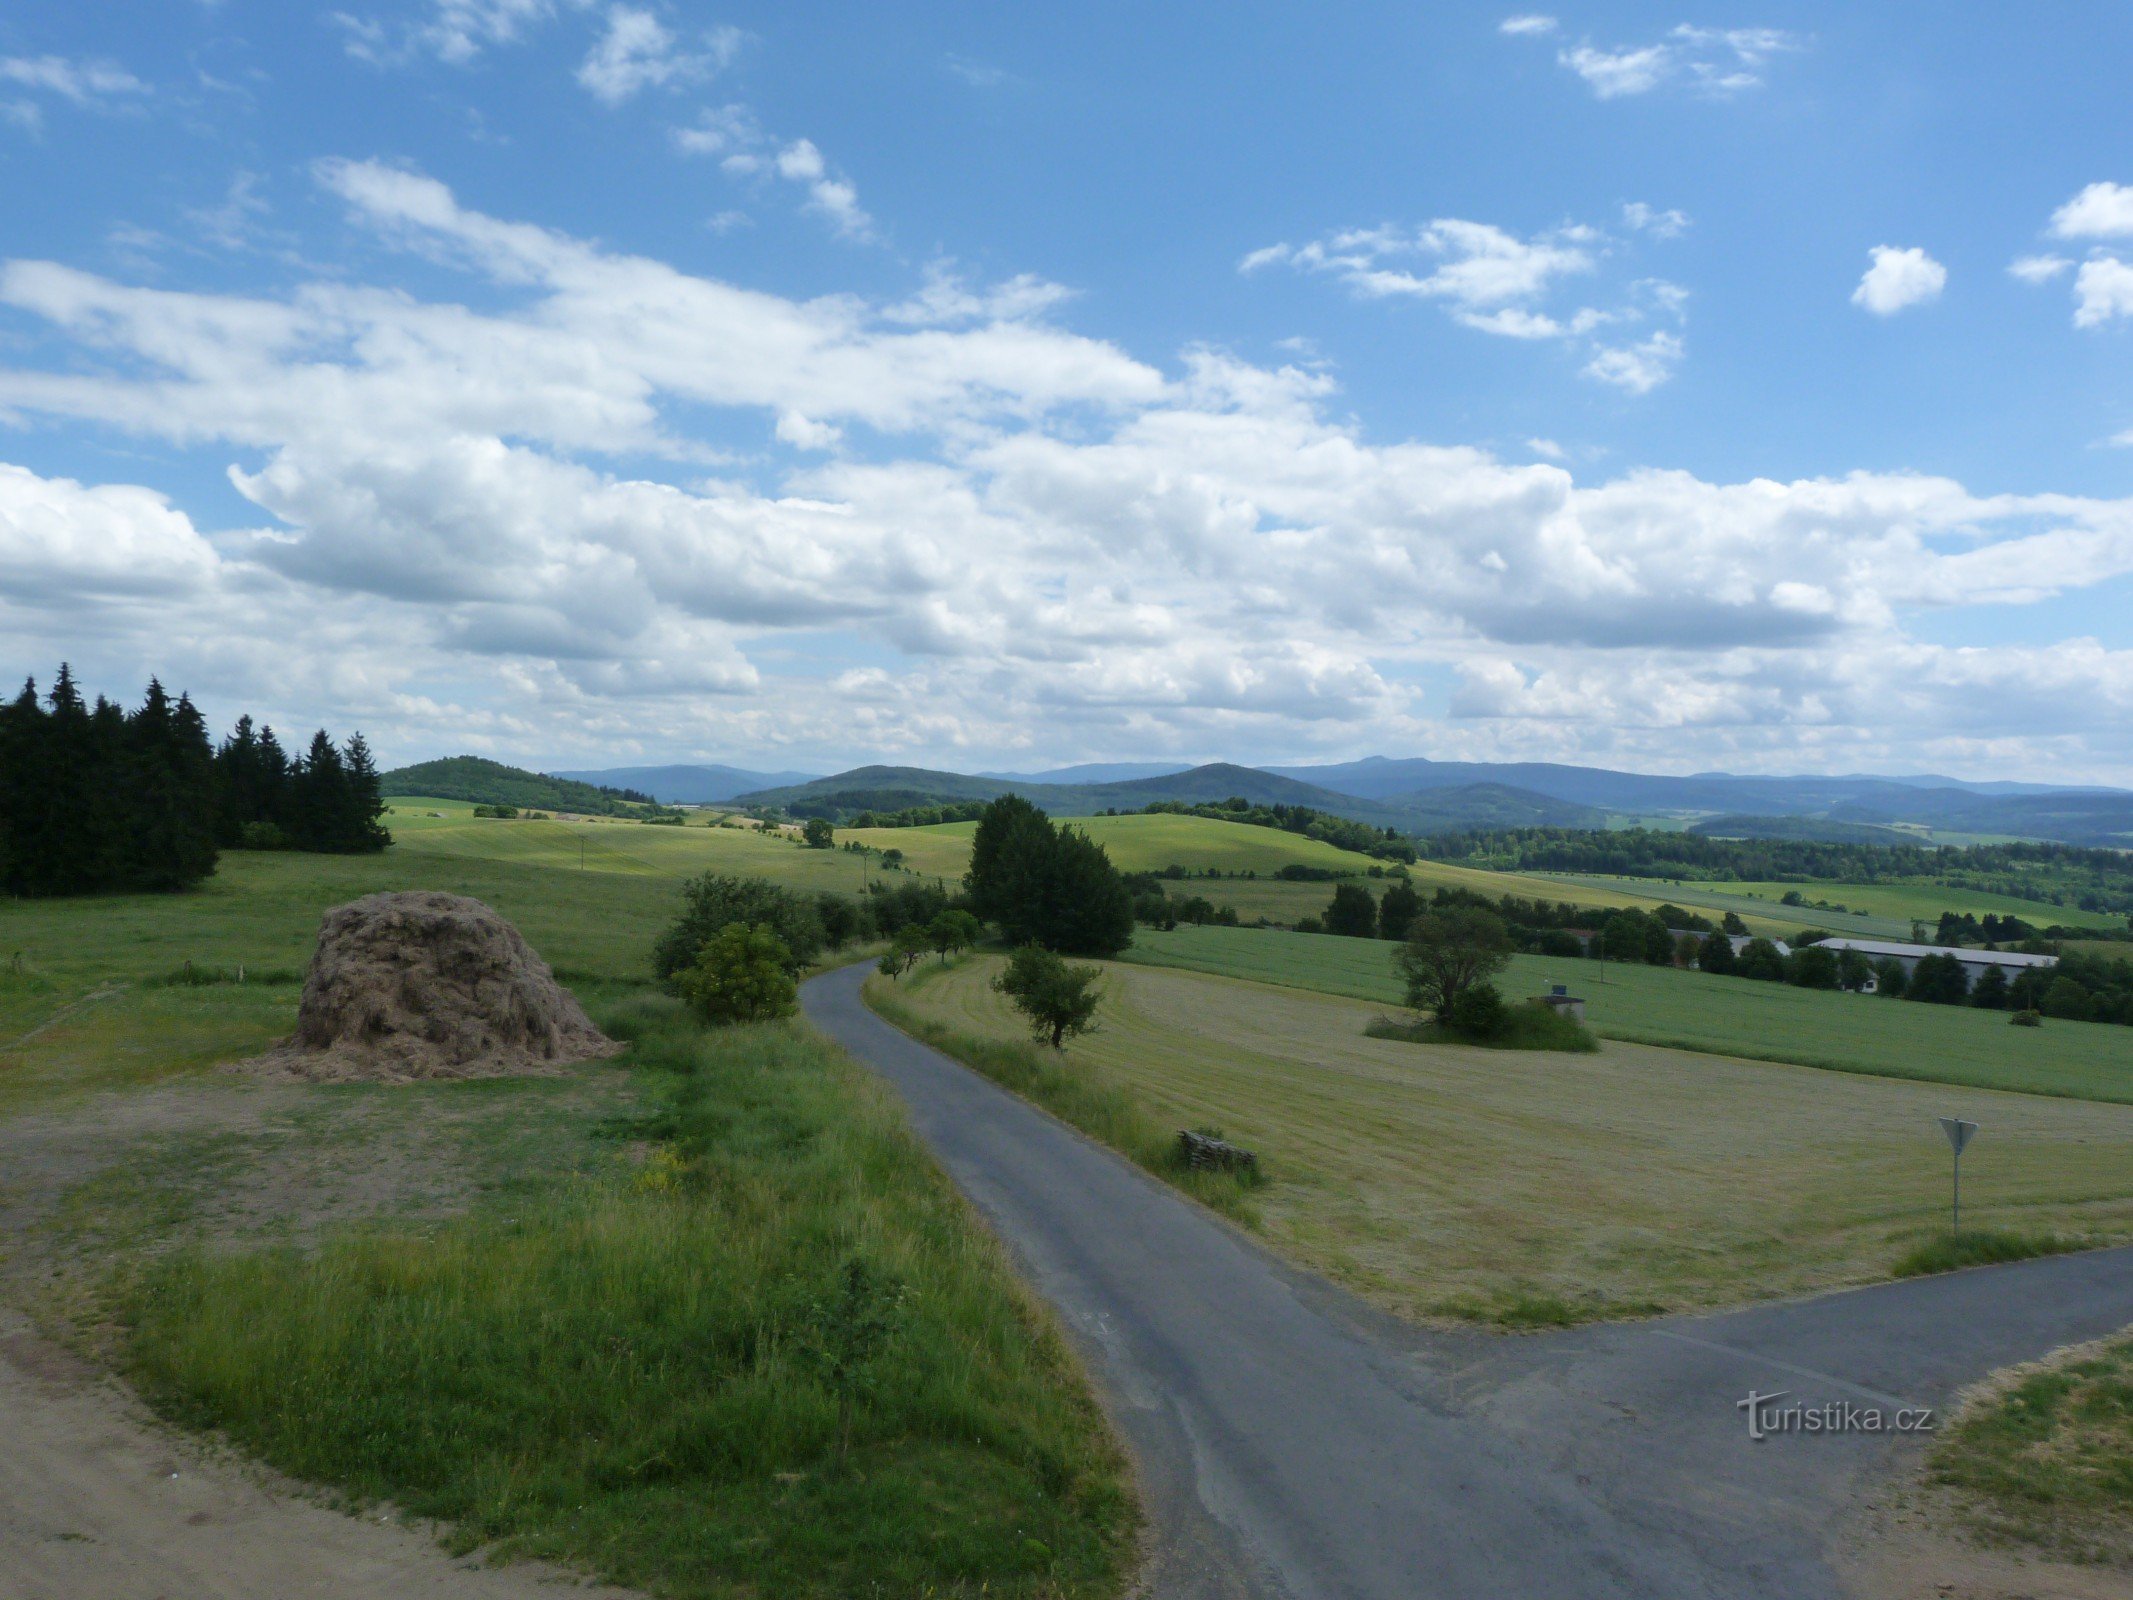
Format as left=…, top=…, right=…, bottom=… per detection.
left=874, top=956, right=2133, bottom=1324
left=1122, top=924, right=2133, bottom=1104
left=1535, top=870, right=2127, bottom=939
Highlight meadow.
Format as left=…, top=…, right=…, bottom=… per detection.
left=873, top=956, right=2133, bottom=1326
left=0, top=806, right=1136, bottom=1597
left=1121, top=924, right=2133, bottom=1104
left=1533, top=870, right=2128, bottom=939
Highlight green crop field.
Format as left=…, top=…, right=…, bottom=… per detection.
left=1121, top=924, right=2133, bottom=1104
left=839, top=813, right=1799, bottom=934
left=875, top=956, right=2133, bottom=1325
left=1533, top=870, right=2126, bottom=939
left=0, top=810, right=1134, bottom=1596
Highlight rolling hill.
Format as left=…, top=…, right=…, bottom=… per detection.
left=381, top=756, right=662, bottom=816
left=732, top=762, right=1603, bottom=834
left=547, top=763, right=818, bottom=804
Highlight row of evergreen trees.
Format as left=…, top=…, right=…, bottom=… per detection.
left=0, top=666, right=388, bottom=898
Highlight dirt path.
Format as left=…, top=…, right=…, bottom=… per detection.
left=0, top=1310, right=639, bottom=1600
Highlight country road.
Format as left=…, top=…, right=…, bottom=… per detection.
left=801, top=962, right=2133, bottom=1600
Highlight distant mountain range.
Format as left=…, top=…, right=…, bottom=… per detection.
left=546, top=763, right=817, bottom=804
left=416, top=753, right=2133, bottom=846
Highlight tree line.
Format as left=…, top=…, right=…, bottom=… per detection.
left=1132, top=797, right=1417, bottom=862
left=0, top=666, right=388, bottom=897
left=1420, top=826, right=2133, bottom=925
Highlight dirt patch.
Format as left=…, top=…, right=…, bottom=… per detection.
left=1838, top=1481, right=2133, bottom=1600
left=0, top=1307, right=643, bottom=1600
left=244, top=892, right=619, bottom=1083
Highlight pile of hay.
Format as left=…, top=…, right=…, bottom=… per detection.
left=250, top=891, right=620, bottom=1083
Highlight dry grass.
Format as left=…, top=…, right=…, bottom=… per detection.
left=882, top=956, right=2133, bottom=1326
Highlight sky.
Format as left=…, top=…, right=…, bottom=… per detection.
left=2, top=3, right=2131, bottom=782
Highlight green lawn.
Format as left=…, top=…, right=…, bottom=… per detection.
left=1121, top=924, right=2133, bottom=1105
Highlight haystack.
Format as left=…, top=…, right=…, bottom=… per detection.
left=251, top=891, right=620, bottom=1082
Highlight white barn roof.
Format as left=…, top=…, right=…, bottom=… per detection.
left=1815, top=937, right=2059, bottom=971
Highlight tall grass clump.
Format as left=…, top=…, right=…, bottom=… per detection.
left=123, top=1011, right=1135, bottom=1599
left=1892, top=1227, right=2089, bottom=1278
left=867, top=974, right=1267, bottom=1225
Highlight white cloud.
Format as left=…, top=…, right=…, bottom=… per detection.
left=1622, top=202, right=1689, bottom=238
left=1851, top=246, right=1946, bottom=315
left=2072, top=256, right=2133, bottom=328
left=0, top=54, right=146, bottom=123
left=2050, top=181, right=2133, bottom=240
left=943, top=54, right=1010, bottom=88
left=774, top=410, right=841, bottom=450
left=1499, top=15, right=1557, bottom=36
left=577, top=6, right=737, bottom=105
left=672, top=111, right=873, bottom=239
left=7, top=165, right=2133, bottom=777
left=1583, top=331, right=1683, bottom=393
left=1526, top=437, right=1564, bottom=459
left=2008, top=254, right=2072, bottom=285
left=1528, top=23, right=1801, bottom=99
left=1246, top=216, right=1687, bottom=390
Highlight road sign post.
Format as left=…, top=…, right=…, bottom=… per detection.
left=1938, top=1117, right=1978, bottom=1231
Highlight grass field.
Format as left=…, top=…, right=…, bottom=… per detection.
left=1931, top=1325, right=2133, bottom=1566
left=1, top=810, right=1137, bottom=1595
left=1121, top=924, right=2133, bottom=1105
left=873, top=956, right=2133, bottom=1325
left=1534, top=870, right=2127, bottom=940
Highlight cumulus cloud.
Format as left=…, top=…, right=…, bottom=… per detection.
left=1851, top=245, right=1946, bottom=315
left=1621, top=202, right=1689, bottom=238
left=6, top=165, right=2133, bottom=777
left=672, top=108, right=872, bottom=238
left=577, top=6, right=737, bottom=104
left=1518, top=23, right=1801, bottom=99
left=2051, top=181, right=2133, bottom=240
left=1245, top=216, right=1687, bottom=389
left=2073, top=256, right=2133, bottom=328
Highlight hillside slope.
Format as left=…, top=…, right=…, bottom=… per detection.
left=381, top=757, right=658, bottom=816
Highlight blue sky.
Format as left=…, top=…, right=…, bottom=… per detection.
left=2, top=2, right=2130, bottom=781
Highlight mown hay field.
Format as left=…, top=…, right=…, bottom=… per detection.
left=879, top=956, right=2133, bottom=1325
left=1121, top=924, right=2133, bottom=1104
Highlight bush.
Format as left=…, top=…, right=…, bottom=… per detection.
left=236, top=820, right=290, bottom=850
left=1735, top=937, right=1788, bottom=982
left=674, top=924, right=798, bottom=1025
left=655, top=873, right=827, bottom=981
left=2011, top=1008, right=2043, bottom=1027
left=1444, top=983, right=1508, bottom=1039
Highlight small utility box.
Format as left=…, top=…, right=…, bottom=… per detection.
left=1529, top=983, right=1587, bottom=1023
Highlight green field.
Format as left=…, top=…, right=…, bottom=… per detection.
left=1121, top=924, right=2133, bottom=1104
left=874, top=956, right=2133, bottom=1324
left=0, top=810, right=1135, bottom=1596
left=1534, top=870, right=2128, bottom=939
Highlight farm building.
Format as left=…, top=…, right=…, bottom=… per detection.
left=1813, top=937, right=2057, bottom=994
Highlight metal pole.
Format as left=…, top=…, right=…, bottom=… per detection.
left=1953, top=1147, right=1961, bottom=1232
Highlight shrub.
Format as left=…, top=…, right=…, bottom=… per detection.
left=1445, top=982, right=1508, bottom=1039
left=674, top=924, right=798, bottom=1025
left=655, top=873, right=827, bottom=981
left=1735, top=937, right=1787, bottom=982
left=236, top=820, right=290, bottom=850
left=2011, top=1008, right=2043, bottom=1027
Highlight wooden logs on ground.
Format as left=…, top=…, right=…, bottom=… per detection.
left=1178, top=1129, right=1258, bottom=1175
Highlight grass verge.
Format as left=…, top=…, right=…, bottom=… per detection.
left=1930, top=1326, right=2133, bottom=1566
left=1892, top=1227, right=2091, bottom=1278
left=120, top=1003, right=1136, bottom=1600
left=866, top=963, right=1267, bottom=1227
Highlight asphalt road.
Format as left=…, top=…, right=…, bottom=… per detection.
left=801, top=963, right=2133, bottom=1600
